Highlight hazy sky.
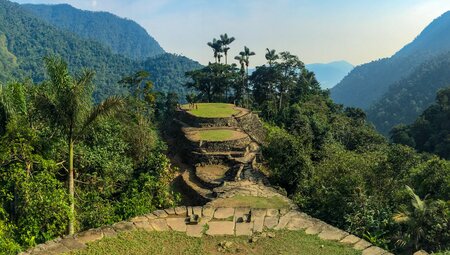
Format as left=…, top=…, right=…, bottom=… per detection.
left=12, top=0, right=450, bottom=66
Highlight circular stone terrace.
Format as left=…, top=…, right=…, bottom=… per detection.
left=183, top=127, right=248, bottom=142
left=181, top=103, right=249, bottom=119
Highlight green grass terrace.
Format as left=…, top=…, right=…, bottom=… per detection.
left=186, top=128, right=248, bottom=142
left=182, top=103, right=240, bottom=118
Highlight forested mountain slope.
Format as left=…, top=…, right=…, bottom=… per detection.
left=331, top=11, right=450, bottom=109
left=22, top=3, right=165, bottom=60
left=0, top=0, right=201, bottom=100
left=367, top=52, right=450, bottom=135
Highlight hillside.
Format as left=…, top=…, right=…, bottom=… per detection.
left=331, top=11, right=450, bottom=109
left=0, top=0, right=201, bottom=100
left=306, top=61, right=353, bottom=89
left=22, top=3, right=165, bottom=60
left=367, top=52, right=450, bottom=135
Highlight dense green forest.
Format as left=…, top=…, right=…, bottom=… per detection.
left=391, top=87, right=450, bottom=160
left=22, top=3, right=165, bottom=60
left=367, top=52, right=450, bottom=135
left=0, top=57, right=179, bottom=254
left=0, top=0, right=201, bottom=102
left=331, top=11, right=450, bottom=110
left=183, top=35, right=450, bottom=254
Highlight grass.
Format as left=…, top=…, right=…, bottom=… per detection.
left=70, top=230, right=362, bottom=255
left=182, top=103, right=239, bottom=118
left=210, top=195, right=290, bottom=209
left=197, top=129, right=236, bottom=141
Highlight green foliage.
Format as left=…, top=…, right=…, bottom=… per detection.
left=23, top=3, right=165, bottom=60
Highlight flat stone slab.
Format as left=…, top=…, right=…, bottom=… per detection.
left=164, top=208, right=176, bottom=215
left=43, top=242, right=70, bottom=254
left=253, top=216, right=265, bottom=232
left=235, top=223, right=253, bottom=236
left=100, top=226, right=117, bottom=238
left=153, top=210, right=168, bottom=218
left=266, top=209, right=279, bottom=217
left=60, top=237, right=86, bottom=250
left=251, top=208, right=267, bottom=217
left=340, top=235, right=361, bottom=245
left=113, top=221, right=136, bottom=232
left=75, top=228, right=103, bottom=244
left=166, top=217, right=187, bottom=232
left=174, top=206, right=187, bottom=216
left=275, top=211, right=298, bottom=230
left=206, top=221, right=235, bottom=236
left=264, top=216, right=278, bottom=229
left=362, top=246, right=388, bottom=255
left=318, top=227, right=348, bottom=241
left=202, top=206, right=215, bottom=217
left=286, top=216, right=315, bottom=230
left=192, top=206, right=203, bottom=217
left=186, top=224, right=204, bottom=237
left=214, top=208, right=235, bottom=219
left=134, top=221, right=154, bottom=231
left=354, top=239, right=373, bottom=250
left=150, top=219, right=169, bottom=231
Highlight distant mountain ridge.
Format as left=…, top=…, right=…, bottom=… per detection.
left=0, top=0, right=201, bottom=101
left=331, top=11, right=450, bottom=109
left=306, top=61, right=353, bottom=89
left=22, top=3, right=165, bottom=60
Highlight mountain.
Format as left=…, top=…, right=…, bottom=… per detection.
left=331, top=11, right=450, bottom=109
left=306, top=61, right=353, bottom=89
left=367, top=52, right=450, bottom=135
left=22, top=3, right=165, bottom=60
left=0, top=0, right=201, bottom=101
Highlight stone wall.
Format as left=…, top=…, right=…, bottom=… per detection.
left=21, top=205, right=394, bottom=255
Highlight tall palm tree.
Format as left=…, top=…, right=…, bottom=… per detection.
left=219, top=33, right=235, bottom=65
left=240, top=46, right=255, bottom=76
left=265, top=48, right=279, bottom=66
left=38, top=56, right=124, bottom=234
left=234, top=53, right=246, bottom=104
left=207, top=38, right=223, bottom=63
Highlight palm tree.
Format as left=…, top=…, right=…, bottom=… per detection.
left=234, top=53, right=246, bottom=105
left=393, top=185, right=430, bottom=251
left=38, top=56, right=124, bottom=234
left=207, top=38, right=223, bottom=63
left=265, top=48, right=279, bottom=66
left=240, top=46, right=256, bottom=76
left=219, top=33, right=235, bottom=65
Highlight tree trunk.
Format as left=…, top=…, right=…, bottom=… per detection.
left=68, top=138, right=75, bottom=235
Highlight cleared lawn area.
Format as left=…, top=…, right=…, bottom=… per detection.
left=70, top=230, right=361, bottom=255
left=197, top=129, right=240, bottom=141
left=210, top=195, right=290, bottom=209
left=182, top=103, right=239, bottom=118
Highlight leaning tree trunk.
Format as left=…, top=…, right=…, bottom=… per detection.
left=68, top=137, right=75, bottom=235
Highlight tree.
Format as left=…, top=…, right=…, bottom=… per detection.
left=265, top=48, right=279, bottom=66
left=219, top=33, right=235, bottom=65
left=238, top=46, right=255, bottom=108
left=207, top=38, right=223, bottom=63
left=37, top=56, right=124, bottom=234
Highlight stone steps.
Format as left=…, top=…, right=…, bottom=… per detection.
left=181, top=169, right=215, bottom=201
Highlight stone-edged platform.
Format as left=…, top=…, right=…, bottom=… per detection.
left=21, top=205, right=394, bottom=255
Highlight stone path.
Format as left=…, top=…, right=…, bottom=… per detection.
left=21, top=206, right=394, bottom=255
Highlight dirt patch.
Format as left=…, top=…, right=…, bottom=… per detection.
left=196, top=165, right=229, bottom=184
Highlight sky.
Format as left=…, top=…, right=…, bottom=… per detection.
left=12, top=0, right=450, bottom=67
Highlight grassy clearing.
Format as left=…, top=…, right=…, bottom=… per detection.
left=210, top=195, right=290, bottom=209
left=197, top=129, right=236, bottom=141
left=182, top=103, right=239, bottom=118
left=70, top=230, right=362, bottom=255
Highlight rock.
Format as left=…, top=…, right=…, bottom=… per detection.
left=75, top=228, right=103, bottom=244
left=153, top=210, right=168, bottom=218
left=354, top=239, right=373, bottom=250
left=266, top=209, right=279, bottom=217
left=251, top=208, right=266, bottom=217
left=149, top=219, right=169, bottom=231
left=318, top=226, right=348, bottom=241
left=164, top=208, right=176, bottom=215
left=186, top=224, right=204, bottom=237
left=166, top=217, right=187, bottom=232
left=134, top=221, right=154, bottom=231
left=362, top=246, right=388, bottom=255
left=202, top=206, right=215, bottom=217
left=60, top=237, right=86, bottom=250
left=264, top=216, right=278, bottom=229
left=253, top=216, right=265, bottom=232
left=235, top=222, right=253, bottom=236
left=340, top=235, right=361, bottom=245
left=413, top=250, right=430, bottom=255
left=192, top=206, right=203, bottom=216
left=174, top=206, right=187, bottom=216
left=286, top=216, right=315, bottom=230
left=131, top=216, right=149, bottom=223
left=267, top=232, right=276, bottom=238
left=214, top=208, right=235, bottom=220
left=206, top=221, right=235, bottom=236
left=113, top=221, right=136, bottom=232
left=100, top=226, right=117, bottom=238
